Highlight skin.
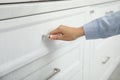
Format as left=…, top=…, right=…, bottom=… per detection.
left=49, top=25, right=85, bottom=41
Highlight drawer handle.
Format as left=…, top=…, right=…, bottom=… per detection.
left=42, top=34, right=50, bottom=40
left=46, top=68, right=61, bottom=80
left=102, top=57, right=110, bottom=64
left=105, top=11, right=114, bottom=14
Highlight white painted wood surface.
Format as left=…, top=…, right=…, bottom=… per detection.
left=23, top=47, right=81, bottom=80
left=0, top=0, right=120, bottom=80
left=0, top=7, right=89, bottom=79
left=0, top=0, right=119, bottom=20
left=84, top=1, right=120, bottom=80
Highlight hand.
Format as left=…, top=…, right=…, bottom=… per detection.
left=49, top=25, right=85, bottom=41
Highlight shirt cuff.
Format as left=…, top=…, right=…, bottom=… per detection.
left=83, top=20, right=100, bottom=40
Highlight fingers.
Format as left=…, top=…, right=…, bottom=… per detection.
left=49, top=25, right=78, bottom=41
left=49, top=25, right=65, bottom=40
left=49, top=34, right=64, bottom=40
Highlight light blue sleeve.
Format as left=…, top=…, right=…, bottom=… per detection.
left=83, top=11, right=120, bottom=39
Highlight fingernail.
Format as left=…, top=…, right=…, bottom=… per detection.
left=49, top=35, right=55, bottom=39
left=49, top=35, right=53, bottom=38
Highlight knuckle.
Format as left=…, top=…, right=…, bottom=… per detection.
left=59, top=25, right=64, bottom=28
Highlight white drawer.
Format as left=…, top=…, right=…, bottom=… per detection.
left=0, top=43, right=82, bottom=80
left=0, top=0, right=116, bottom=21
left=0, top=0, right=85, bottom=21
left=0, top=7, right=88, bottom=78
left=91, top=36, right=120, bottom=80
left=89, top=1, right=120, bottom=47
left=90, top=1, right=120, bottom=20
left=22, top=47, right=81, bottom=80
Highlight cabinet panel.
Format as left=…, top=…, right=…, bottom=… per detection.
left=0, top=7, right=88, bottom=79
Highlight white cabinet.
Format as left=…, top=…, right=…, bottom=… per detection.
left=0, top=7, right=89, bottom=80
left=84, top=1, right=120, bottom=80
left=0, top=1, right=120, bottom=80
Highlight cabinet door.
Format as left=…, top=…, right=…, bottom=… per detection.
left=84, top=1, right=120, bottom=80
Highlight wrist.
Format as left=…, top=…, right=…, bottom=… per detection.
left=76, top=26, right=85, bottom=38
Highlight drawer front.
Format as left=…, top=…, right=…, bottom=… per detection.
left=22, top=47, right=81, bottom=80
left=0, top=43, right=82, bottom=80
left=0, top=7, right=88, bottom=78
left=92, top=36, right=120, bottom=80
left=90, top=1, right=120, bottom=20
left=0, top=0, right=116, bottom=21
left=0, top=0, right=88, bottom=21
left=89, top=1, right=120, bottom=51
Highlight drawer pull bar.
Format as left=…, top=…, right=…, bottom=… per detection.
left=90, top=10, right=95, bottom=14
left=42, top=34, right=50, bottom=40
left=46, top=68, right=61, bottom=80
left=102, top=57, right=110, bottom=64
